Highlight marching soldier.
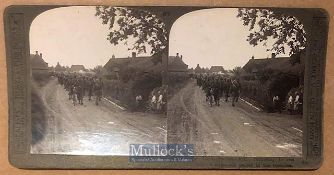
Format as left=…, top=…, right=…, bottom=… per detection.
left=87, top=78, right=94, bottom=101
left=76, top=84, right=84, bottom=105
left=230, top=78, right=241, bottom=107
left=94, top=78, right=103, bottom=105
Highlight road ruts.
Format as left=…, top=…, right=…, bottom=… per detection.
left=168, top=79, right=303, bottom=157
left=31, top=77, right=167, bottom=155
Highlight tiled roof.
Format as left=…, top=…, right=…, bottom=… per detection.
left=30, top=54, right=48, bottom=69
left=242, top=56, right=303, bottom=75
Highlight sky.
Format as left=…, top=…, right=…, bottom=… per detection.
left=30, top=6, right=289, bottom=70
left=169, top=8, right=290, bottom=69
left=30, top=6, right=150, bottom=69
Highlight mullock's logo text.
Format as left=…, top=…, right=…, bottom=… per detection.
left=129, top=144, right=194, bottom=162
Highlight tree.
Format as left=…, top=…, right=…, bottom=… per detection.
left=237, top=8, right=306, bottom=56
left=93, top=65, right=104, bottom=76
left=232, top=66, right=243, bottom=77
left=95, top=6, right=167, bottom=56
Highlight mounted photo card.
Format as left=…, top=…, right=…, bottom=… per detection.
left=4, top=5, right=328, bottom=169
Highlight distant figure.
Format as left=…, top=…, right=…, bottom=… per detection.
left=157, top=91, right=163, bottom=111
left=272, top=95, right=281, bottom=113
left=151, top=94, right=157, bottom=111
left=94, top=79, right=103, bottom=105
left=224, top=78, right=231, bottom=102
left=294, top=92, right=301, bottom=113
left=87, top=78, right=93, bottom=101
left=76, top=85, right=83, bottom=105
left=135, top=95, right=143, bottom=111
left=287, top=93, right=294, bottom=114
left=230, top=79, right=241, bottom=107
left=68, top=85, right=74, bottom=100
left=208, top=88, right=214, bottom=107
left=72, top=86, right=78, bottom=106
left=213, top=77, right=221, bottom=106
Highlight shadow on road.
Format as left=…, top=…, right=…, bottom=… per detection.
left=31, top=86, right=47, bottom=145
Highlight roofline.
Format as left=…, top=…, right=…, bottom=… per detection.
left=247, top=57, right=290, bottom=60
left=109, top=56, right=152, bottom=59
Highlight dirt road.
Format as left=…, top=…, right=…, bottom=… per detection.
left=32, top=78, right=302, bottom=157
left=167, top=79, right=303, bottom=157
left=31, top=78, right=167, bottom=155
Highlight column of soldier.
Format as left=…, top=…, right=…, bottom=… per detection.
left=195, top=74, right=241, bottom=107
left=55, top=73, right=103, bottom=106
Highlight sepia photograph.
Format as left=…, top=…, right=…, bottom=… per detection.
left=4, top=4, right=327, bottom=169
left=167, top=8, right=304, bottom=157
left=30, top=6, right=167, bottom=155
left=30, top=6, right=305, bottom=157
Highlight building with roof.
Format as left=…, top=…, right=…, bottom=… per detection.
left=70, top=65, right=85, bottom=73
left=30, top=51, right=49, bottom=73
left=103, top=52, right=160, bottom=80
left=242, top=53, right=303, bottom=79
left=167, top=53, right=189, bottom=85
left=194, top=64, right=203, bottom=74
left=104, top=53, right=156, bottom=69
left=210, top=66, right=225, bottom=73
left=102, top=52, right=164, bottom=110
left=54, top=62, right=67, bottom=72
left=168, top=53, right=188, bottom=72
left=240, top=52, right=305, bottom=112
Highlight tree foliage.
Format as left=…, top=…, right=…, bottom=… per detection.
left=232, top=66, right=243, bottom=77
left=95, top=6, right=167, bottom=55
left=237, top=8, right=306, bottom=55
left=93, top=65, right=104, bottom=76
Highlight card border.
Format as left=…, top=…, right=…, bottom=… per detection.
left=4, top=5, right=328, bottom=169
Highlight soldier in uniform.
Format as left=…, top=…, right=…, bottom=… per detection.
left=94, top=78, right=103, bottom=105
left=87, top=77, right=94, bottom=101
left=72, top=85, right=77, bottom=106
left=213, top=76, right=221, bottom=106
left=76, top=84, right=84, bottom=105
left=68, top=82, right=74, bottom=100
left=224, top=78, right=231, bottom=102
left=230, top=78, right=241, bottom=107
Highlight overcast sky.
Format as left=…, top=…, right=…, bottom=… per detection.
left=30, top=6, right=289, bottom=70
left=30, top=6, right=149, bottom=69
